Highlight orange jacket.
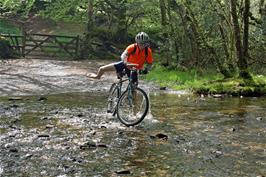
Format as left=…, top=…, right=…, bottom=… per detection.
left=126, top=43, right=153, bottom=69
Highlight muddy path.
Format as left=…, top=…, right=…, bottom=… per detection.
left=0, top=59, right=158, bottom=96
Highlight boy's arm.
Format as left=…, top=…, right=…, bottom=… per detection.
left=120, top=50, right=128, bottom=64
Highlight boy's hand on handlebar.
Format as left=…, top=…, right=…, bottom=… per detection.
left=139, top=67, right=148, bottom=75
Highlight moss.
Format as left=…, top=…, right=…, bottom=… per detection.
left=194, top=76, right=266, bottom=96
left=145, top=65, right=266, bottom=96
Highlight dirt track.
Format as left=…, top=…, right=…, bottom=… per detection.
left=0, top=59, right=157, bottom=96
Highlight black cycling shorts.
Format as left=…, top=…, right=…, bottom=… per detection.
left=114, top=61, right=138, bottom=83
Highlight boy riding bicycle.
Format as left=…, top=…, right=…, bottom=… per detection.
left=87, top=32, right=153, bottom=82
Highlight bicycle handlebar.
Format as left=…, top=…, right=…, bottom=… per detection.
left=125, top=62, right=139, bottom=68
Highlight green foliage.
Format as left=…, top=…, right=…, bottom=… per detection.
left=1, top=0, right=36, bottom=17
left=38, top=0, right=87, bottom=23
left=0, top=18, right=21, bottom=34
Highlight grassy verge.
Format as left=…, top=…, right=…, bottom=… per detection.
left=145, top=65, right=266, bottom=96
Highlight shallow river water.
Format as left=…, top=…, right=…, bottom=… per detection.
left=0, top=59, right=265, bottom=176
left=0, top=92, right=265, bottom=177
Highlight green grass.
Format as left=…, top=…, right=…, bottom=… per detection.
left=53, top=22, right=86, bottom=36
left=145, top=65, right=223, bottom=90
left=145, top=65, right=266, bottom=96
left=0, top=18, right=21, bottom=34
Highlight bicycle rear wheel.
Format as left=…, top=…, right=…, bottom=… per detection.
left=107, top=83, right=119, bottom=115
left=117, top=87, right=149, bottom=126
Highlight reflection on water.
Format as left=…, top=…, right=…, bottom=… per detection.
left=0, top=92, right=265, bottom=176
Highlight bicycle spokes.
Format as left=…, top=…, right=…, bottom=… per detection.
left=107, top=84, right=119, bottom=114
left=117, top=87, right=149, bottom=126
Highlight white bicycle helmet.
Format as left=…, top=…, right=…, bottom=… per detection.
left=135, top=32, right=150, bottom=47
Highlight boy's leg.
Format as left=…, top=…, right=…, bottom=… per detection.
left=88, top=63, right=116, bottom=79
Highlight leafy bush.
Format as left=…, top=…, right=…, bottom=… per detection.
left=0, top=37, right=13, bottom=59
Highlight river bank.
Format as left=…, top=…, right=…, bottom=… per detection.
left=145, top=65, right=266, bottom=97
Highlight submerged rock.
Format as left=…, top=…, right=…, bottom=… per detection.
left=8, top=97, right=23, bottom=101
left=256, top=117, right=263, bottom=121
left=38, top=134, right=50, bottom=138
left=80, top=141, right=97, bottom=150
left=115, top=169, right=131, bottom=175
left=9, top=148, right=18, bottom=153
left=38, top=96, right=47, bottom=101
left=150, top=133, right=168, bottom=140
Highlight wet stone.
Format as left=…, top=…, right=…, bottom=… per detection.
left=80, top=142, right=97, bottom=150
left=230, top=127, right=236, bottom=132
left=150, top=133, right=168, bottom=140
left=22, top=153, right=33, bottom=159
left=8, top=97, right=23, bottom=101
left=256, top=117, right=263, bottom=121
left=10, top=104, right=19, bottom=108
left=100, top=125, right=107, bottom=129
left=213, top=150, right=223, bottom=158
left=9, top=148, right=18, bottom=153
left=115, top=169, right=131, bottom=175
left=72, top=157, right=83, bottom=163
left=51, top=110, right=59, bottom=114
left=38, top=96, right=47, bottom=101
left=87, top=130, right=96, bottom=136
left=37, top=134, right=50, bottom=138
left=45, top=124, right=54, bottom=129
left=77, top=113, right=83, bottom=117
left=97, top=144, right=108, bottom=148
left=213, top=94, right=223, bottom=98
left=41, top=117, right=49, bottom=120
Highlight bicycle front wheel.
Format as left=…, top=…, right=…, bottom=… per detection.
left=107, top=83, right=119, bottom=115
left=117, top=87, right=149, bottom=126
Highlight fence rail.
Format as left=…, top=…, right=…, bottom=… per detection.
left=0, top=33, right=80, bottom=59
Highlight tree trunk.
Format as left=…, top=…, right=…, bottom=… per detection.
left=167, top=0, right=179, bottom=63
left=116, top=5, right=127, bottom=43
left=242, top=0, right=250, bottom=69
left=230, top=0, right=251, bottom=78
left=87, top=0, right=94, bottom=31
left=218, top=24, right=234, bottom=78
left=159, top=0, right=170, bottom=66
left=230, top=0, right=243, bottom=64
left=80, top=0, right=94, bottom=59
left=183, top=2, right=202, bottom=67
left=159, top=0, right=167, bottom=26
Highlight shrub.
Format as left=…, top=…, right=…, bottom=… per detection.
left=0, top=37, right=13, bottom=59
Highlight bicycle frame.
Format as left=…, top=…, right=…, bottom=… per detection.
left=115, top=69, right=137, bottom=97
left=107, top=67, right=149, bottom=126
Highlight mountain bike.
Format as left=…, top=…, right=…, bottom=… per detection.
left=107, top=64, right=149, bottom=126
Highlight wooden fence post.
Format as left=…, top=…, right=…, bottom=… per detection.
left=75, top=35, right=80, bottom=59
left=22, top=30, right=26, bottom=57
